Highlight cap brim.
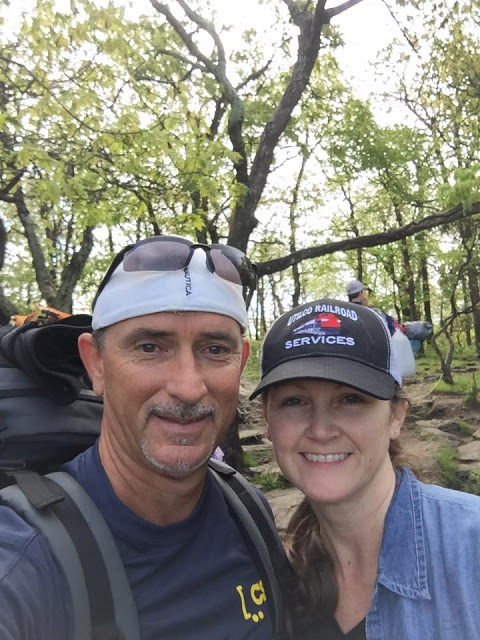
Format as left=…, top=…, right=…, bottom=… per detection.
left=249, top=356, right=396, bottom=400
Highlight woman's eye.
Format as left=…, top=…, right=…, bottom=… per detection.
left=282, top=396, right=303, bottom=407
left=341, top=393, right=364, bottom=404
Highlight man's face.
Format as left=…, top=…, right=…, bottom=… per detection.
left=81, top=311, right=249, bottom=479
left=357, top=288, right=370, bottom=306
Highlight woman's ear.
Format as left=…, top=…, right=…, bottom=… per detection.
left=390, top=399, right=408, bottom=440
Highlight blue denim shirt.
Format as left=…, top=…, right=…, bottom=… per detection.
left=366, top=467, right=480, bottom=639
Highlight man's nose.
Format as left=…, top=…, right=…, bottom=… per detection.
left=165, top=350, right=208, bottom=404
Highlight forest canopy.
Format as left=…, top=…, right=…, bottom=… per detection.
left=1, top=0, right=479, bottom=359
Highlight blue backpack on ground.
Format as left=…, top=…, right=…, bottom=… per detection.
left=0, top=319, right=289, bottom=639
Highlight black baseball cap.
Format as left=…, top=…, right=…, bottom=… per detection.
left=250, top=298, right=402, bottom=400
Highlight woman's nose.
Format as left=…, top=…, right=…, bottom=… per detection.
left=306, top=407, right=340, bottom=440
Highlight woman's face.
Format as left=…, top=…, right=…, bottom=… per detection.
left=264, top=379, right=407, bottom=508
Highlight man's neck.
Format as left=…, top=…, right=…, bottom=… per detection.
left=98, top=435, right=208, bottom=526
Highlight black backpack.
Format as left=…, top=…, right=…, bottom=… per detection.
left=0, top=318, right=102, bottom=472
left=0, top=319, right=289, bottom=639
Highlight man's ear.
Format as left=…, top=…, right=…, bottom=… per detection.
left=240, top=340, right=250, bottom=373
left=78, top=333, right=105, bottom=398
left=390, top=399, right=408, bottom=440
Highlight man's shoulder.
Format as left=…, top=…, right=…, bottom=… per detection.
left=208, top=461, right=274, bottom=519
left=0, top=505, right=39, bottom=578
left=0, top=503, right=67, bottom=584
left=0, top=505, right=72, bottom=639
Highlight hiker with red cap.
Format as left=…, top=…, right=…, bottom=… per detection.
left=252, top=297, right=480, bottom=639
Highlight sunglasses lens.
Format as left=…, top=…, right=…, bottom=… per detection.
left=123, top=239, right=191, bottom=272
left=210, top=245, right=256, bottom=286
left=209, top=249, right=242, bottom=285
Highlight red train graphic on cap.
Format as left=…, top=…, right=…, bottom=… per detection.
left=316, top=313, right=341, bottom=328
left=293, top=312, right=342, bottom=336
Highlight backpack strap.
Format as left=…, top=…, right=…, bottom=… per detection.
left=0, top=470, right=140, bottom=640
left=208, top=459, right=290, bottom=638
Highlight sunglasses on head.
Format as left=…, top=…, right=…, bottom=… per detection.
left=93, top=236, right=258, bottom=308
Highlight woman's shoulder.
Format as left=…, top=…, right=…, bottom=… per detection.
left=407, top=470, right=480, bottom=524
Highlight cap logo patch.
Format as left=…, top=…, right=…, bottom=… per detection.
left=285, top=311, right=356, bottom=350
left=293, top=313, right=341, bottom=335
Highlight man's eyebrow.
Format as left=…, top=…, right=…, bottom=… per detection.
left=121, top=328, right=241, bottom=344
left=121, top=328, right=174, bottom=344
left=200, top=331, right=239, bottom=341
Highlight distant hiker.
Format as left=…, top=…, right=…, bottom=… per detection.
left=253, top=297, right=480, bottom=640
left=0, top=236, right=287, bottom=640
left=346, top=279, right=395, bottom=335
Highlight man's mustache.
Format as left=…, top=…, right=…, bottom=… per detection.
left=145, top=403, right=215, bottom=423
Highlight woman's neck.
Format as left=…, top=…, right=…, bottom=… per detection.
left=310, top=463, right=397, bottom=632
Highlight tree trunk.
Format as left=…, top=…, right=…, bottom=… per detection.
left=221, top=412, right=244, bottom=472
left=462, top=275, right=472, bottom=347
left=420, top=254, right=432, bottom=323
left=0, top=289, right=16, bottom=325
left=269, top=275, right=284, bottom=318
left=466, top=262, right=480, bottom=357
left=15, top=189, right=58, bottom=305
left=430, top=333, right=454, bottom=384
left=58, top=226, right=95, bottom=311
left=290, top=151, right=309, bottom=307
left=394, top=203, right=418, bottom=321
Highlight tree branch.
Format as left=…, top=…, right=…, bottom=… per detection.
left=326, top=0, right=365, bottom=20
left=256, top=201, right=480, bottom=276
left=229, top=0, right=330, bottom=250
left=281, top=0, right=306, bottom=27
left=0, top=170, right=26, bottom=197
left=235, top=59, right=273, bottom=92
left=150, top=0, right=250, bottom=203
left=175, top=0, right=227, bottom=73
left=149, top=1, right=217, bottom=75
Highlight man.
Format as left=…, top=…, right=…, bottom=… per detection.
left=345, top=278, right=371, bottom=306
left=346, top=278, right=395, bottom=336
left=0, top=236, right=281, bottom=639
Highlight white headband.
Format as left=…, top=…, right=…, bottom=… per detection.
left=92, top=249, right=248, bottom=330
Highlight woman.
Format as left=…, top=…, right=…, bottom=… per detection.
left=250, top=297, right=480, bottom=640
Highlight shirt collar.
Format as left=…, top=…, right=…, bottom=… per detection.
left=376, top=467, right=431, bottom=600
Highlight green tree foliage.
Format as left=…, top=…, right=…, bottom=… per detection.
left=1, top=0, right=480, bottom=342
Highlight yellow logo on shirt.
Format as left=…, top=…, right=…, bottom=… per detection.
left=236, top=581, right=267, bottom=623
